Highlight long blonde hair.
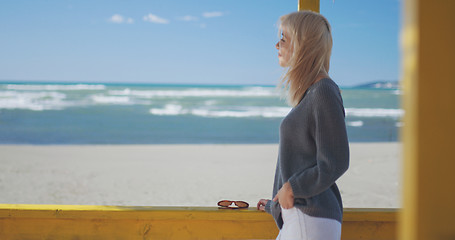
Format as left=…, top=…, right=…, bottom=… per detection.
left=279, top=11, right=333, bottom=106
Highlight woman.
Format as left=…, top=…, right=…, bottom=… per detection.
left=257, top=11, right=349, bottom=240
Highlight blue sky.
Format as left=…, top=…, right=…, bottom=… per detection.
left=0, top=0, right=400, bottom=86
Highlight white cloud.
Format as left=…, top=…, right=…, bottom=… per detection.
left=108, top=14, right=134, bottom=24
left=179, top=15, right=198, bottom=21
left=202, top=11, right=224, bottom=18
left=143, top=13, right=169, bottom=24
left=109, top=14, right=125, bottom=23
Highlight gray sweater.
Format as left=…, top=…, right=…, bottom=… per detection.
left=265, top=78, right=349, bottom=228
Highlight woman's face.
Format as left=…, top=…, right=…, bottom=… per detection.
left=276, top=28, right=293, bottom=67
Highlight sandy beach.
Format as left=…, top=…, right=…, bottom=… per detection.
left=0, top=143, right=401, bottom=208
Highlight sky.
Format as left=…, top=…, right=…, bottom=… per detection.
left=0, top=0, right=400, bottom=87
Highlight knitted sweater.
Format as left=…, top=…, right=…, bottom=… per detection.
left=265, top=78, right=350, bottom=228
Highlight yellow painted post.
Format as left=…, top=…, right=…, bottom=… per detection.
left=298, top=0, right=320, bottom=12
left=400, top=0, right=455, bottom=240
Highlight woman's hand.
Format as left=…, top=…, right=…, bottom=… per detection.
left=257, top=199, right=270, bottom=211
left=273, top=182, right=294, bottom=209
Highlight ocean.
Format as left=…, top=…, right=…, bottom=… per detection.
left=0, top=82, right=403, bottom=144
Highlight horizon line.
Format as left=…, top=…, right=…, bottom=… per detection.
left=0, top=79, right=400, bottom=88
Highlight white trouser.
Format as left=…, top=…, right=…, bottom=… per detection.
left=276, top=207, right=341, bottom=240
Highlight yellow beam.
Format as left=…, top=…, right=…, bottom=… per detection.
left=298, top=0, right=320, bottom=12
left=400, top=0, right=455, bottom=239
left=0, top=204, right=397, bottom=240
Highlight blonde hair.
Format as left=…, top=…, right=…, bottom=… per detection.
left=278, top=11, right=333, bottom=106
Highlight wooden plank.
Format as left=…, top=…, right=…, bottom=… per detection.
left=0, top=204, right=397, bottom=240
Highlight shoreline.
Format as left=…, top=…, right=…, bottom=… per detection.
left=0, top=143, right=401, bottom=208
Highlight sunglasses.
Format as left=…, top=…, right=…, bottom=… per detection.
left=217, top=200, right=249, bottom=209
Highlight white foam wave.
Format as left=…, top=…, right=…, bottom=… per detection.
left=5, top=84, right=106, bottom=91
left=149, top=105, right=405, bottom=119
left=91, top=95, right=132, bottom=104
left=0, top=91, right=68, bottom=111
left=347, top=121, right=364, bottom=127
left=110, top=87, right=278, bottom=98
left=191, top=108, right=290, bottom=118
left=150, top=104, right=186, bottom=116
left=345, top=108, right=404, bottom=118
left=149, top=105, right=291, bottom=118
left=392, top=90, right=402, bottom=95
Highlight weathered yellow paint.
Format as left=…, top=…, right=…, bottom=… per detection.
left=0, top=204, right=277, bottom=240
left=0, top=204, right=396, bottom=240
left=298, top=0, right=320, bottom=12
left=400, top=0, right=455, bottom=240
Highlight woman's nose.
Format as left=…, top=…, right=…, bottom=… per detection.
left=275, top=41, right=279, bottom=49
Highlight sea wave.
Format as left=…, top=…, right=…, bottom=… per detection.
left=0, top=91, right=68, bottom=111
left=345, top=108, right=404, bottom=118
left=109, top=87, right=279, bottom=98
left=89, top=94, right=153, bottom=105
left=91, top=95, right=132, bottom=105
left=4, top=84, right=106, bottom=91
left=191, top=108, right=290, bottom=118
left=346, top=120, right=364, bottom=127
left=149, top=106, right=404, bottom=119
left=149, top=104, right=185, bottom=116
left=149, top=105, right=291, bottom=118
left=392, top=89, right=402, bottom=95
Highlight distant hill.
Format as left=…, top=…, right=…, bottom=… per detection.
left=353, top=80, right=400, bottom=89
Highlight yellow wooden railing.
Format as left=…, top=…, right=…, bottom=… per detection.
left=0, top=204, right=396, bottom=240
